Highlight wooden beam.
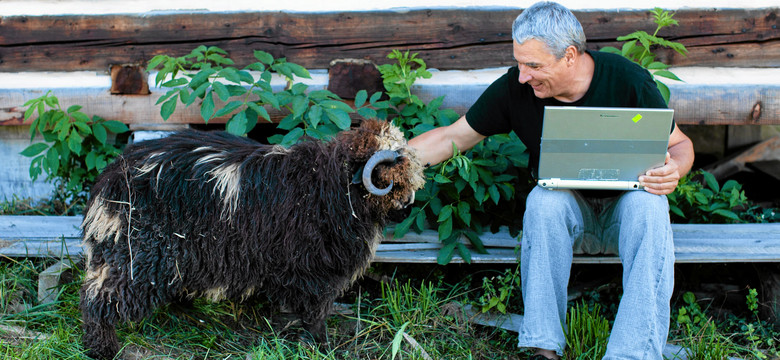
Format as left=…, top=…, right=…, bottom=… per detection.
left=3, top=67, right=777, bottom=126
left=0, top=8, right=777, bottom=72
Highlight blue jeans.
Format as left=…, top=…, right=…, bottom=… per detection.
left=517, top=186, right=675, bottom=359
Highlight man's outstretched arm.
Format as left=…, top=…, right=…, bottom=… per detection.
left=408, top=115, right=487, bottom=167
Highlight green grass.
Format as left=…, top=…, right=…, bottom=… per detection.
left=1, top=259, right=778, bottom=359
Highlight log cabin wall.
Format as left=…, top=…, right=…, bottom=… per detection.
left=0, top=8, right=777, bottom=72
left=0, top=5, right=778, bottom=199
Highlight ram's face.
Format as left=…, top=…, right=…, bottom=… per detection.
left=352, top=120, right=426, bottom=210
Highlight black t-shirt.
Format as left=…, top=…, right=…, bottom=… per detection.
left=466, top=50, right=670, bottom=177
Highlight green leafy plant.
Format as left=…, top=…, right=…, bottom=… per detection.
left=476, top=266, right=521, bottom=314
left=376, top=50, right=459, bottom=139
left=675, top=291, right=710, bottom=334
left=380, top=50, right=530, bottom=264
left=564, top=301, right=610, bottom=359
left=20, top=91, right=129, bottom=213
left=680, top=317, right=735, bottom=360
left=600, top=7, right=688, bottom=104
left=148, top=45, right=377, bottom=144
left=667, top=170, right=774, bottom=224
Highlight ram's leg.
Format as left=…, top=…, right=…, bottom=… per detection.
left=296, top=291, right=336, bottom=345
left=80, top=273, right=121, bottom=360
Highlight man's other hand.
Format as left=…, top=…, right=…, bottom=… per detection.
left=639, top=152, right=680, bottom=195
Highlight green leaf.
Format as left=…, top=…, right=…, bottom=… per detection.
left=324, top=108, right=352, bottom=130
left=457, top=201, right=471, bottom=226
left=621, top=40, right=637, bottom=58
left=438, top=205, right=453, bottom=223
left=226, top=110, right=248, bottom=135
left=85, top=151, right=97, bottom=170
left=20, top=143, right=49, bottom=157
left=156, top=89, right=179, bottom=105
left=214, top=101, right=243, bottom=118
left=102, top=120, right=129, bottom=134
left=161, top=78, right=189, bottom=88
left=237, top=70, right=255, bottom=84
left=92, top=123, right=107, bottom=145
left=23, top=104, right=37, bottom=122
left=161, top=97, right=178, bottom=120
left=253, top=50, right=274, bottom=65
left=488, top=184, right=500, bottom=205
left=438, top=216, right=453, bottom=241
left=456, top=243, right=472, bottom=264
left=46, top=146, right=59, bottom=173
left=669, top=205, right=686, bottom=218
left=713, top=209, right=741, bottom=221
left=393, top=208, right=419, bottom=239
left=354, top=90, right=368, bottom=108
left=247, top=102, right=271, bottom=123
left=73, top=120, right=92, bottom=135
left=391, top=322, right=411, bottom=360
left=653, top=70, right=682, bottom=82
left=693, top=192, right=709, bottom=205
left=68, top=132, right=83, bottom=154
left=212, top=81, right=230, bottom=101
left=66, top=105, right=83, bottom=114
left=647, top=61, right=669, bottom=70
left=599, top=46, right=621, bottom=55
left=702, top=171, right=719, bottom=193
left=463, top=231, right=487, bottom=254
left=308, top=104, right=323, bottom=128
left=433, top=174, right=452, bottom=184
left=218, top=68, right=241, bottom=84
left=654, top=80, right=671, bottom=105
left=201, top=91, right=216, bottom=122
left=280, top=127, right=305, bottom=147
left=437, top=242, right=456, bottom=265
left=70, top=112, right=91, bottom=125
left=285, top=62, right=311, bottom=79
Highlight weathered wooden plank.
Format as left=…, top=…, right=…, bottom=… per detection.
left=0, top=8, right=777, bottom=72
left=0, top=239, right=82, bottom=258
left=1, top=69, right=777, bottom=126
left=0, top=215, right=81, bottom=241
left=3, top=216, right=779, bottom=263
left=384, top=227, right=520, bottom=248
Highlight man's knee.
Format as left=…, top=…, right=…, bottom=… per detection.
left=524, top=186, right=580, bottom=218
left=616, top=191, right=669, bottom=220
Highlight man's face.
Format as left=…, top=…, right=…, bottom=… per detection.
left=512, top=39, right=570, bottom=99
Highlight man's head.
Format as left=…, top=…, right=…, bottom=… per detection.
left=512, top=1, right=586, bottom=58
left=511, top=2, right=588, bottom=101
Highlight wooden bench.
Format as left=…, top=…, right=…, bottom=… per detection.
left=2, top=214, right=779, bottom=311
left=3, top=215, right=780, bottom=264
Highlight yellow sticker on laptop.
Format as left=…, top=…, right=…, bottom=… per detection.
left=632, top=114, right=643, bottom=123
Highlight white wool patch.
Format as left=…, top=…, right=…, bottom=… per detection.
left=376, top=122, right=407, bottom=151
left=134, top=161, right=158, bottom=176
left=195, top=152, right=226, bottom=166
left=83, top=196, right=123, bottom=244
left=264, top=145, right=290, bottom=157
left=84, top=264, right=111, bottom=300
left=206, top=163, right=241, bottom=220
left=202, top=287, right=228, bottom=302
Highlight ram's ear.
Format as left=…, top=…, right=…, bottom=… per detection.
left=351, top=167, right=364, bottom=184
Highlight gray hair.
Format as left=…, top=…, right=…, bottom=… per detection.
left=512, top=1, right=586, bottom=58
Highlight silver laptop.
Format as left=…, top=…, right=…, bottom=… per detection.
left=537, top=106, right=674, bottom=190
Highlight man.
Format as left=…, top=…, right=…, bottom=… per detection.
left=408, top=2, right=694, bottom=359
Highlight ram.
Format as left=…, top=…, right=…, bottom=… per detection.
left=79, top=119, right=425, bottom=360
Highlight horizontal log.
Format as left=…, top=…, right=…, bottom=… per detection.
left=0, top=8, right=777, bottom=72
left=0, top=67, right=777, bottom=126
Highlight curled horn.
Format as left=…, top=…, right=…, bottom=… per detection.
left=362, top=150, right=400, bottom=196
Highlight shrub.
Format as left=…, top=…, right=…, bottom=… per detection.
left=20, top=91, right=129, bottom=214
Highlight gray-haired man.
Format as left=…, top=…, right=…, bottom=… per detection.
left=409, top=2, right=694, bottom=359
